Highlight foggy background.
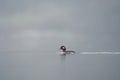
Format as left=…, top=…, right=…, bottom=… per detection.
left=0, top=1, right=120, bottom=80
left=0, top=0, right=120, bottom=52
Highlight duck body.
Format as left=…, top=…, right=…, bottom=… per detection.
left=60, top=46, right=75, bottom=55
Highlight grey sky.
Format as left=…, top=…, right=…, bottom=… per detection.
left=0, top=0, right=120, bottom=52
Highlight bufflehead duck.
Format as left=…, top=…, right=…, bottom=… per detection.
left=60, top=46, right=75, bottom=55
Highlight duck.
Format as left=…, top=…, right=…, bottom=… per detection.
left=60, top=46, right=75, bottom=55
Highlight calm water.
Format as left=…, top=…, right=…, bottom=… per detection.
left=0, top=52, right=120, bottom=80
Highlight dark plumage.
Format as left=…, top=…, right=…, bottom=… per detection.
left=60, top=46, right=75, bottom=55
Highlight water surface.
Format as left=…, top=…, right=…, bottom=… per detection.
left=0, top=52, right=120, bottom=80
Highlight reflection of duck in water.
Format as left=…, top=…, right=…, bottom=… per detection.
left=60, top=46, right=75, bottom=55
